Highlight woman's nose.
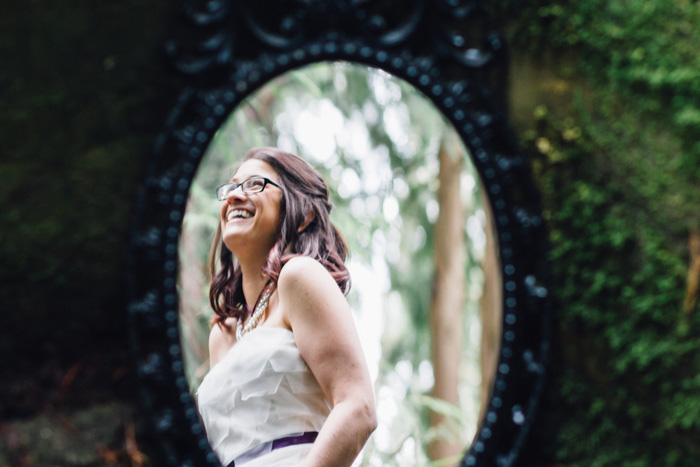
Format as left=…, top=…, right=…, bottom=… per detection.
left=225, top=187, right=247, bottom=203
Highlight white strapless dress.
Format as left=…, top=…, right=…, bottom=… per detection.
left=197, top=326, right=330, bottom=466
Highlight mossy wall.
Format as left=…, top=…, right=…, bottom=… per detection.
left=1, top=0, right=171, bottom=373
left=1, top=1, right=172, bottom=463
left=486, top=1, right=700, bottom=465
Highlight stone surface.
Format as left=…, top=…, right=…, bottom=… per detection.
left=0, top=402, right=141, bottom=466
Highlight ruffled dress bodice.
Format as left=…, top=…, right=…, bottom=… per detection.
left=197, top=326, right=330, bottom=466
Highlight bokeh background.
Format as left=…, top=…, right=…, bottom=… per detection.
left=2, top=1, right=699, bottom=465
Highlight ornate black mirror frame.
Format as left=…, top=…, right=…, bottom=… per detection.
left=127, top=1, right=550, bottom=465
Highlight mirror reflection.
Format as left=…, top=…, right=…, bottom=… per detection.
left=178, top=62, right=501, bottom=466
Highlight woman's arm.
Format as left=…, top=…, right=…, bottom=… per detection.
left=208, top=318, right=237, bottom=369
left=278, top=256, right=377, bottom=467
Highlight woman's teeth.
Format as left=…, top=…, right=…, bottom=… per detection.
left=228, top=210, right=252, bottom=221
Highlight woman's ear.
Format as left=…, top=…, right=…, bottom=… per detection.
left=297, top=209, right=316, bottom=233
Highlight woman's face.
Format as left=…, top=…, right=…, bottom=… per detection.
left=220, top=159, right=284, bottom=259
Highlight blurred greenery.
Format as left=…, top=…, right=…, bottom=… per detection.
left=483, top=0, right=700, bottom=465
left=3, top=1, right=699, bottom=465
left=0, top=0, right=171, bottom=399
left=0, top=1, right=172, bottom=463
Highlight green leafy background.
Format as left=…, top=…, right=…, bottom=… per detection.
left=484, top=1, right=700, bottom=464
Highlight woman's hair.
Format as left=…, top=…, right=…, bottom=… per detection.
left=208, top=147, right=350, bottom=324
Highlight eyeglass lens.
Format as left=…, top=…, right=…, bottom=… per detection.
left=218, top=177, right=267, bottom=200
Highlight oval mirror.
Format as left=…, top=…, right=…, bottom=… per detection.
left=127, top=2, right=550, bottom=466
left=178, top=62, right=501, bottom=466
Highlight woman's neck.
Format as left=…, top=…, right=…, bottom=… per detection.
left=239, top=257, right=271, bottom=310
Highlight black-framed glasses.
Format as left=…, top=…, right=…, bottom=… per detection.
left=216, top=176, right=284, bottom=201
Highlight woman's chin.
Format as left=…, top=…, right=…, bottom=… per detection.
left=222, top=228, right=250, bottom=252
left=222, top=219, right=252, bottom=235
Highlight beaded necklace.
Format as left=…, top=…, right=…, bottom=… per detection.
left=236, top=280, right=275, bottom=340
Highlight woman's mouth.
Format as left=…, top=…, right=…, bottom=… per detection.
left=227, top=209, right=253, bottom=221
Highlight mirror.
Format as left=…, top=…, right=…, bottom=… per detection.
left=178, top=62, right=503, bottom=466
left=127, top=2, right=549, bottom=465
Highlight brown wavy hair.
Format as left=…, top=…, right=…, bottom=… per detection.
left=208, top=147, right=350, bottom=324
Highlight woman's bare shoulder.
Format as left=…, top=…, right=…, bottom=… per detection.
left=278, top=256, right=333, bottom=291
left=281, top=255, right=325, bottom=273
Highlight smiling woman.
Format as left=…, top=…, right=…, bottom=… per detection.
left=192, top=147, right=376, bottom=467
left=127, top=2, right=550, bottom=466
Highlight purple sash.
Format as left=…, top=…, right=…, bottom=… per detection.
left=227, top=431, right=318, bottom=466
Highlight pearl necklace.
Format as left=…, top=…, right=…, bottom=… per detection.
left=236, top=281, right=274, bottom=340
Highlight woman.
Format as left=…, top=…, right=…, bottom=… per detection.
left=197, top=147, right=377, bottom=467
